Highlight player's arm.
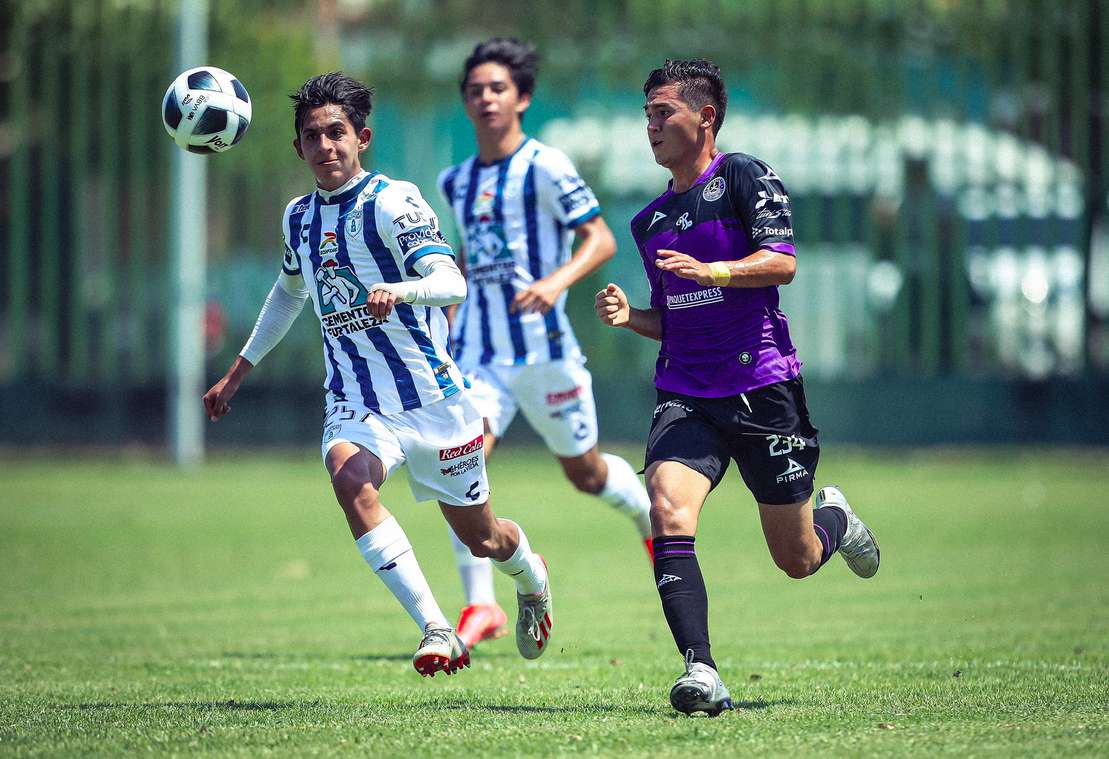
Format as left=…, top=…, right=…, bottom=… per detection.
left=595, top=283, right=662, bottom=341
left=654, top=247, right=795, bottom=288
left=513, top=215, right=616, bottom=314
left=203, top=270, right=309, bottom=421
left=366, top=255, right=467, bottom=319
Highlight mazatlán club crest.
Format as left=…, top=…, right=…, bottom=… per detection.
left=702, top=176, right=726, bottom=202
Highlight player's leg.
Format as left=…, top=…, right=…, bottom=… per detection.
left=644, top=393, right=734, bottom=716
left=737, top=378, right=879, bottom=578
left=444, top=369, right=515, bottom=647
left=323, top=436, right=464, bottom=676
left=404, top=392, right=553, bottom=660
left=514, top=359, right=653, bottom=555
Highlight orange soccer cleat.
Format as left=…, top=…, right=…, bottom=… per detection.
left=455, top=603, right=509, bottom=650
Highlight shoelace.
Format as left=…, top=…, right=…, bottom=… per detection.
left=522, top=606, right=541, bottom=641
left=422, top=627, right=452, bottom=648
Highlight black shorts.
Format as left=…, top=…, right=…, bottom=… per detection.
left=644, top=377, right=820, bottom=505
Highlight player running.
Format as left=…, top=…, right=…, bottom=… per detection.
left=203, top=72, right=554, bottom=677
left=595, top=59, right=880, bottom=716
left=437, top=38, right=653, bottom=650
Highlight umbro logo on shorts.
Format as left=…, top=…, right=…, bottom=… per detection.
left=657, top=574, right=682, bottom=587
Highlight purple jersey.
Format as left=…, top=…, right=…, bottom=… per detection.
left=630, top=152, right=801, bottom=397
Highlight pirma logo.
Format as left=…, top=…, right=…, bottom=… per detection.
left=657, top=574, right=682, bottom=587
left=439, top=434, right=484, bottom=461
left=776, top=457, right=808, bottom=484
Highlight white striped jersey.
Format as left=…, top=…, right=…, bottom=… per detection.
left=281, top=170, right=466, bottom=415
left=438, top=137, right=601, bottom=369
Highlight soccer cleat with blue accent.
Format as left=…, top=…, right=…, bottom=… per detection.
left=669, top=650, right=734, bottom=717
left=412, top=623, right=470, bottom=677
left=815, top=485, right=880, bottom=578
left=515, top=555, right=553, bottom=660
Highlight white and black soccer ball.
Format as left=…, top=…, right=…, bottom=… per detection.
left=161, top=66, right=252, bottom=154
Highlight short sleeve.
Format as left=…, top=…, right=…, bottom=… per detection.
left=281, top=195, right=311, bottom=275
left=726, top=156, right=796, bottom=256
left=534, top=147, right=601, bottom=228
left=378, top=184, right=455, bottom=276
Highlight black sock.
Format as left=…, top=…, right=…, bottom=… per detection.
left=812, top=505, right=848, bottom=569
left=652, top=535, right=715, bottom=670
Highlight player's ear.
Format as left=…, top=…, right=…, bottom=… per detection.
left=516, top=91, right=532, bottom=117
left=358, top=127, right=372, bottom=152
left=700, top=104, right=717, bottom=132
left=292, top=136, right=304, bottom=160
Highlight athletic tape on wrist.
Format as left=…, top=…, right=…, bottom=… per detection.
left=709, top=261, right=731, bottom=286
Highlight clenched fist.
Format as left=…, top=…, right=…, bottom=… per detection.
left=595, top=283, right=630, bottom=327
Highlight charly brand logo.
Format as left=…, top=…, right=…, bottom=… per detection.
left=702, top=176, right=726, bottom=202
left=657, top=574, right=682, bottom=587
left=649, top=211, right=667, bottom=229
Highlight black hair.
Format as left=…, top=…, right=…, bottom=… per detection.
left=290, top=72, right=373, bottom=137
left=460, top=37, right=539, bottom=97
left=643, top=58, right=727, bottom=135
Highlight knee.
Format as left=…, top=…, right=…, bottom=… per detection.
left=330, top=468, right=380, bottom=513
left=649, top=496, right=686, bottom=535
left=772, top=550, right=819, bottom=580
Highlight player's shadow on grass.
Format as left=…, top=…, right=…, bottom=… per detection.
left=70, top=701, right=298, bottom=712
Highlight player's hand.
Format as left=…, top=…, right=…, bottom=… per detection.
left=655, top=249, right=714, bottom=286
left=595, top=283, right=630, bottom=327
left=511, top=277, right=564, bottom=314
left=203, top=376, right=238, bottom=421
left=367, top=284, right=400, bottom=320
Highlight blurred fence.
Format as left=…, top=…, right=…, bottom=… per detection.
left=2, top=0, right=1108, bottom=447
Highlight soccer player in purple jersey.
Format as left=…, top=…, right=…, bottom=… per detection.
left=595, top=59, right=881, bottom=716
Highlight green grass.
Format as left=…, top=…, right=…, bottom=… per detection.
left=1, top=446, right=1106, bottom=756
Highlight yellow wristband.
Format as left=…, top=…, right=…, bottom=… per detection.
left=708, top=261, right=731, bottom=287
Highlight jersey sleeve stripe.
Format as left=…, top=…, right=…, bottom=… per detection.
left=402, top=244, right=454, bottom=276
left=565, top=205, right=600, bottom=229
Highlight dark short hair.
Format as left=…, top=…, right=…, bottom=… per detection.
left=290, top=72, right=373, bottom=137
left=643, top=59, right=727, bottom=135
left=460, top=37, right=539, bottom=97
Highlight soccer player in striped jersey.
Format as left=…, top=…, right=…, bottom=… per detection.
left=203, top=72, right=555, bottom=677
left=437, top=39, right=653, bottom=650
left=596, top=59, right=880, bottom=716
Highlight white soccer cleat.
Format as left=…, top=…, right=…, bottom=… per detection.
left=669, top=650, right=734, bottom=717
left=815, top=485, right=880, bottom=578
left=515, top=556, right=553, bottom=660
left=412, top=623, right=470, bottom=677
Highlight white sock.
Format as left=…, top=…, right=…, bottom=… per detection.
left=448, top=527, right=497, bottom=606
left=599, top=453, right=652, bottom=538
left=490, top=521, right=547, bottom=595
left=355, top=516, right=449, bottom=631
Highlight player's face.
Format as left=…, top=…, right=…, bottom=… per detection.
left=644, top=83, right=713, bottom=170
left=463, top=62, right=531, bottom=134
left=293, top=104, right=372, bottom=191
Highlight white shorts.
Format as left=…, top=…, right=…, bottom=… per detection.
left=465, top=357, right=598, bottom=458
left=321, top=393, right=490, bottom=506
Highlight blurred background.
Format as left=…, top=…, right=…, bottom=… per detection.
left=3, top=0, right=1109, bottom=453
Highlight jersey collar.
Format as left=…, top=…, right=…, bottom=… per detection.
left=316, top=170, right=374, bottom=205
left=667, top=151, right=728, bottom=195
left=475, top=135, right=532, bottom=168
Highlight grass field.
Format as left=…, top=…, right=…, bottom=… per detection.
left=1, top=446, right=1106, bottom=756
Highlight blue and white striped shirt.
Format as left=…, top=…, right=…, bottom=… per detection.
left=282, top=171, right=465, bottom=415
left=438, top=138, right=600, bottom=369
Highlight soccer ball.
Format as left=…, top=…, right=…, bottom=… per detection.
left=161, top=66, right=252, bottom=154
